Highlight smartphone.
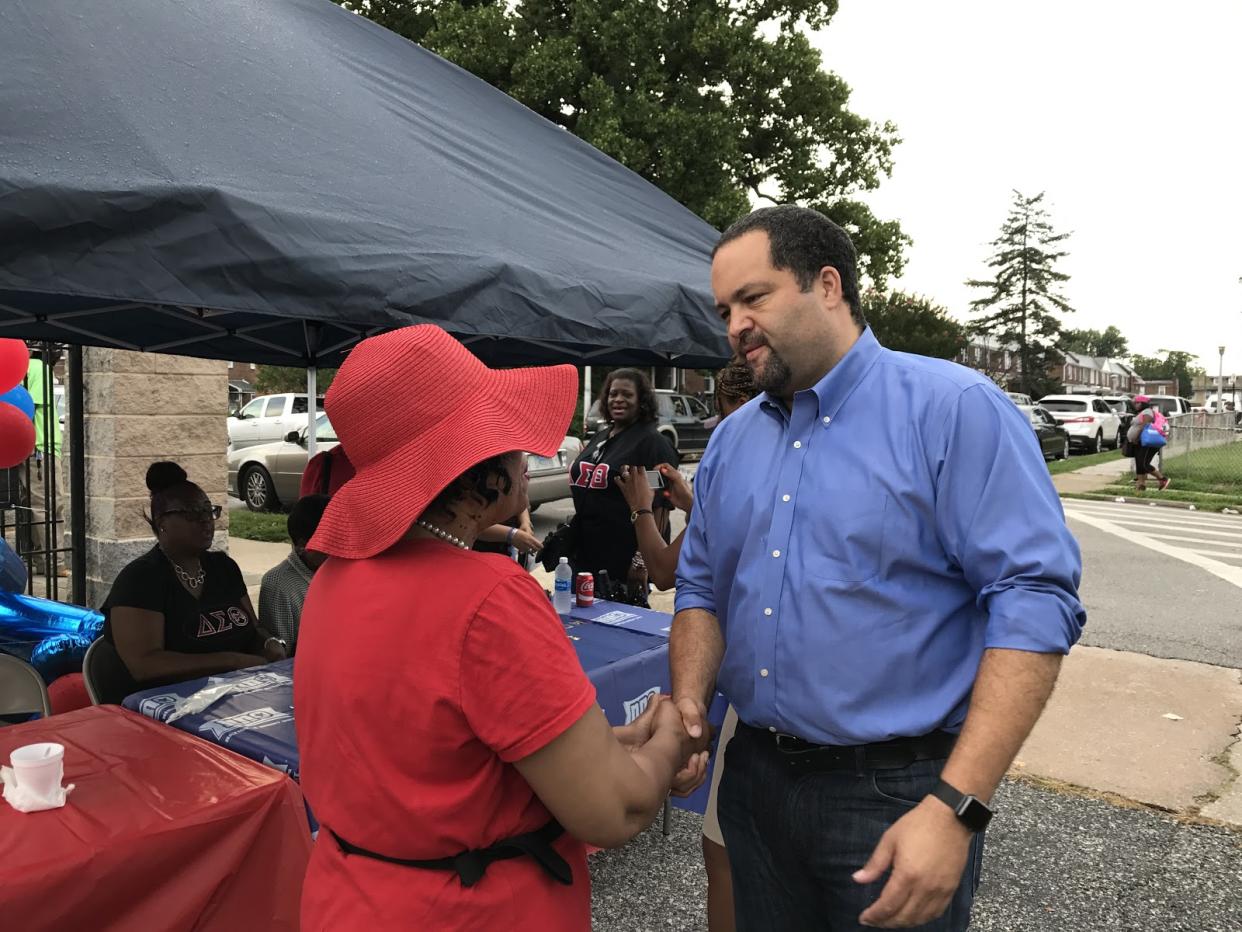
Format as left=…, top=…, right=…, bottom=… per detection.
left=644, top=468, right=664, bottom=489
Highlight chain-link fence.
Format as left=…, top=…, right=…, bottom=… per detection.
left=1159, top=412, right=1242, bottom=494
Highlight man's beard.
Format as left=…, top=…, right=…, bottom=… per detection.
left=750, top=345, right=792, bottom=395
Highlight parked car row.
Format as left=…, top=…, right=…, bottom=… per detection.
left=1006, top=390, right=1193, bottom=458
left=228, top=393, right=326, bottom=451
left=227, top=413, right=584, bottom=513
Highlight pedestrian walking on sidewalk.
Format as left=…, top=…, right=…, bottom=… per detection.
left=1127, top=395, right=1171, bottom=492
left=672, top=206, right=1086, bottom=931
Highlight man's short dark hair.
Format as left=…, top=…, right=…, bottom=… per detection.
left=288, top=494, right=330, bottom=546
left=714, top=206, right=865, bottom=328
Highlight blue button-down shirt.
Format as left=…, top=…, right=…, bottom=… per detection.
left=675, top=329, right=1085, bottom=745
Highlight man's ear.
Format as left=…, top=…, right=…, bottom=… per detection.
left=818, top=265, right=843, bottom=305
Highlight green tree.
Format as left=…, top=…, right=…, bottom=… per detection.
left=254, top=366, right=338, bottom=396
left=861, top=290, right=966, bottom=360
left=1062, top=325, right=1129, bottom=359
left=1130, top=350, right=1205, bottom=397
left=339, top=0, right=909, bottom=285
left=966, top=190, right=1074, bottom=399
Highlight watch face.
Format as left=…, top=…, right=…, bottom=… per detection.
left=957, top=796, right=993, bottom=832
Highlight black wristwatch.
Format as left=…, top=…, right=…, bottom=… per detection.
left=930, top=779, right=993, bottom=832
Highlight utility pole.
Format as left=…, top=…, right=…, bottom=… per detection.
left=1219, top=346, right=1226, bottom=412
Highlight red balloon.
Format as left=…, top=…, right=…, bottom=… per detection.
left=0, top=339, right=29, bottom=393
left=0, top=400, right=36, bottom=468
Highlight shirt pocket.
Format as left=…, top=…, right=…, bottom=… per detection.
left=801, top=492, right=888, bottom=583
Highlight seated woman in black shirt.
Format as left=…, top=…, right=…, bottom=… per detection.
left=101, top=462, right=287, bottom=694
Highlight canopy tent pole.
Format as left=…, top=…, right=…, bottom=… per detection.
left=304, top=322, right=322, bottom=463
left=582, top=365, right=592, bottom=435
left=68, top=346, right=86, bottom=605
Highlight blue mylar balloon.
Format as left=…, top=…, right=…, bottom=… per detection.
left=0, top=385, right=35, bottom=420
left=29, top=633, right=94, bottom=683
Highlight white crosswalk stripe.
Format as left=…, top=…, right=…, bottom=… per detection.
left=1062, top=499, right=1242, bottom=587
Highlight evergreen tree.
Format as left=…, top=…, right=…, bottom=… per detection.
left=966, top=191, right=1074, bottom=398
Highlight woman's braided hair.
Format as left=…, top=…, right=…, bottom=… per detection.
left=714, top=360, right=757, bottom=412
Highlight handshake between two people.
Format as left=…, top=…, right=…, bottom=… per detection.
left=613, top=693, right=713, bottom=797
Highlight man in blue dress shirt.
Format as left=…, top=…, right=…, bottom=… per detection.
left=672, top=206, right=1084, bottom=930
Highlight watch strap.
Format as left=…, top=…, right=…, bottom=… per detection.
left=630, top=508, right=653, bottom=523
left=930, top=779, right=992, bottom=832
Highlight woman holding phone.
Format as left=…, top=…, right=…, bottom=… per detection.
left=568, top=369, right=678, bottom=599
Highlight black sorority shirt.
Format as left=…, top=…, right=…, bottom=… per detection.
left=102, top=546, right=259, bottom=661
left=569, top=422, right=679, bottom=582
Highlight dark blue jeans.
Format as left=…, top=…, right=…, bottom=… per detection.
left=718, top=723, right=985, bottom=931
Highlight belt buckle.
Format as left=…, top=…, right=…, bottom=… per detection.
left=773, top=732, right=804, bottom=753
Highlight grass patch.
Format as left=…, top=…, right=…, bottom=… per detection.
left=1092, top=440, right=1242, bottom=511
left=1047, top=448, right=1125, bottom=475
left=227, top=508, right=289, bottom=542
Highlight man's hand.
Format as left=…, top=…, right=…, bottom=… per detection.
left=670, top=750, right=710, bottom=796
left=261, top=638, right=288, bottom=662
left=853, top=796, right=973, bottom=928
left=673, top=695, right=708, bottom=740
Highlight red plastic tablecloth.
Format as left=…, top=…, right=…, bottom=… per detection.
left=0, top=705, right=312, bottom=931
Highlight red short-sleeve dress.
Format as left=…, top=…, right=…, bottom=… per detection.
left=295, top=539, right=597, bottom=931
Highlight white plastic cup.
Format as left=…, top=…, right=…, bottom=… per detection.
left=10, top=742, right=65, bottom=799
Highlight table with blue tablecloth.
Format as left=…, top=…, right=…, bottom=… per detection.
left=125, top=605, right=722, bottom=821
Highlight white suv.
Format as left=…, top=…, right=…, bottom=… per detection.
left=1037, top=395, right=1123, bottom=453
left=228, top=393, right=325, bottom=451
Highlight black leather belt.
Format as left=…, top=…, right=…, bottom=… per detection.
left=330, top=819, right=572, bottom=888
left=738, top=721, right=957, bottom=772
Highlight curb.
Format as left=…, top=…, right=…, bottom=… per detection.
left=1060, top=492, right=1241, bottom=515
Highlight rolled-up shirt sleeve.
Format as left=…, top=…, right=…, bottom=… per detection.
left=933, top=385, right=1086, bottom=653
left=674, top=446, right=718, bottom=616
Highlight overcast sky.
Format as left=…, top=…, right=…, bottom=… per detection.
left=809, top=0, right=1242, bottom=377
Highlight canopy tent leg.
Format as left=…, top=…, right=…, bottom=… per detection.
left=304, top=322, right=322, bottom=464
left=68, top=346, right=86, bottom=605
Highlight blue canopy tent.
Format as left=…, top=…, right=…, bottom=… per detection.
left=0, top=0, right=727, bottom=370
left=0, top=0, right=730, bottom=600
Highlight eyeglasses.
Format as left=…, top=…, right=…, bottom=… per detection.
left=164, top=505, right=223, bottom=521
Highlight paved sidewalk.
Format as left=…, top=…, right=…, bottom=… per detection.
left=1052, top=456, right=1134, bottom=495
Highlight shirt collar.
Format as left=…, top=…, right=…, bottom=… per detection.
left=759, top=327, right=884, bottom=426
left=287, top=550, right=315, bottom=581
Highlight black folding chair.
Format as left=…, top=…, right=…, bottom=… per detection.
left=82, top=638, right=137, bottom=706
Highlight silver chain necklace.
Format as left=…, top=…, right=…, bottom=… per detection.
left=416, top=519, right=469, bottom=550
left=162, top=548, right=205, bottom=588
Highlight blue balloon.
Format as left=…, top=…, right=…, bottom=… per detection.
left=29, top=633, right=94, bottom=683
left=0, top=385, right=34, bottom=420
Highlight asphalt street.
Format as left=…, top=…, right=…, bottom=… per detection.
left=1063, top=500, right=1242, bottom=669
left=590, top=780, right=1242, bottom=932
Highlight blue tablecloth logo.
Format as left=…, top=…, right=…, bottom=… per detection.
left=198, top=706, right=294, bottom=742
left=137, top=693, right=182, bottom=721
left=204, top=670, right=293, bottom=694
left=623, top=686, right=661, bottom=724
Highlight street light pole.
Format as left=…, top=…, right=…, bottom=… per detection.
left=1219, top=345, right=1226, bottom=412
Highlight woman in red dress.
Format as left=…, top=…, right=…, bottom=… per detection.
left=295, top=325, right=707, bottom=931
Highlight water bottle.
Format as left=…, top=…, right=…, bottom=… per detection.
left=553, top=557, right=574, bottom=613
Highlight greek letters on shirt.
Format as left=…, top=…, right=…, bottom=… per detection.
left=571, top=462, right=612, bottom=490
left=197, top=606, right=251, bottom=638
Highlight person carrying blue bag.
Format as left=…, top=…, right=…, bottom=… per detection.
left=1126, top=395, right=1170, bottom=491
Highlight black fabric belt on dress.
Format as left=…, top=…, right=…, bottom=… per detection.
left=738, top=721, right=958, bottom=772
left=329, top=819, right=572, bottom=888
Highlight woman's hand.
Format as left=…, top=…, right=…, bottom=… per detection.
left=614, top=464, right=655, bottom=512
left=655, top=464, right=693, bottom=513
left=613, top=693, right=667, bottom=751
left=232, top=652, right=270, bottom=670
left=261, top=638, right=288, bottom=662
left=511, top=528, right=541, bottom=554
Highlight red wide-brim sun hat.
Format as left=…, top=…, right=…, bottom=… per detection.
left=309, top=325, right=579, bottom=560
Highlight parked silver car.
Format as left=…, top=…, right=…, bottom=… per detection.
left=228, top=414, right=583, bottom=513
